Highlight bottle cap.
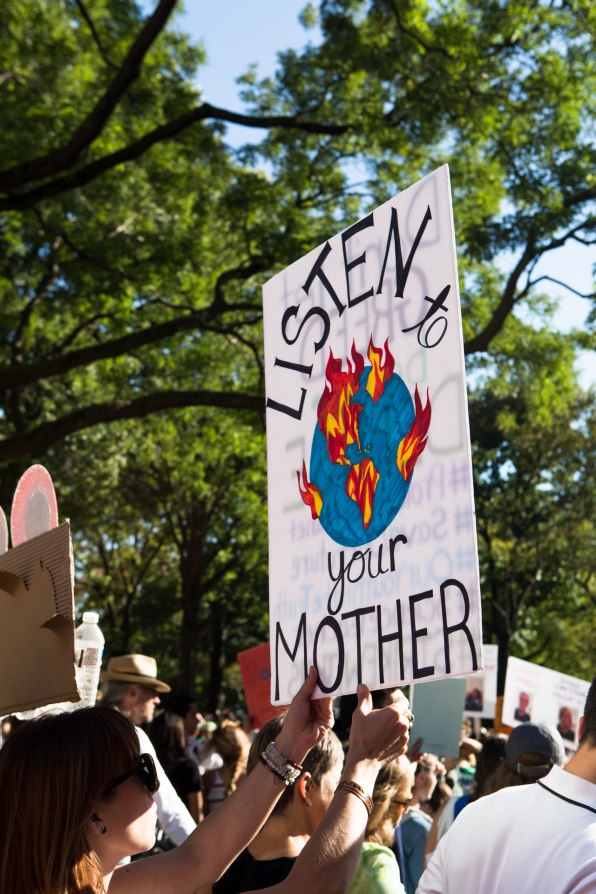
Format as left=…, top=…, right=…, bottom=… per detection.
left=82, top=611, right=99, bottom=624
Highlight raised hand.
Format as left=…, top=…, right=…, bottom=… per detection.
left=346, top=683, right=411, bottom=767
left=275, top=666, right=334, bottom=764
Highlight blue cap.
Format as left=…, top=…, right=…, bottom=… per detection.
left=505, top=722, right=565, bottom=775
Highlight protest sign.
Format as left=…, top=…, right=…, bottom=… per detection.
left=0, top=466, right=78, bottom=716
left=503, top=656, right=589, bottom=751
left=263, top=165, right=482, bottom=704
left=237, top=642, right=285, bottom=730
left=464, top=643, right=498, bottom=719
left=409, top=677, right=467, bottom=757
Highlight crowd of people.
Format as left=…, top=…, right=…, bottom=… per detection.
left=1, top=651, right=596, bottom=893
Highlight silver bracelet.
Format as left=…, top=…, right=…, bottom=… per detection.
left=260, top=742, right=302, bottom=786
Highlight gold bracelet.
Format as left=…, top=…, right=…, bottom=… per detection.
left=336, top=780, right=374, bottom=816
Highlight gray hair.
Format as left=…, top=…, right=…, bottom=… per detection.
left=99, top=680, right=130, bottom=709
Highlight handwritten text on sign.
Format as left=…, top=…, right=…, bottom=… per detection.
left=263, top=166, right=482, bottom=704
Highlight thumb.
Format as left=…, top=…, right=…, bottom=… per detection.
left=356, top=682, right=372, bottom=716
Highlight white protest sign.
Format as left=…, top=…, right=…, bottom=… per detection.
left=503, top=656, right=589, bottom=751
left=464, top=643, right=498, bottom=719
left=263, top=165, right=482, bottom=704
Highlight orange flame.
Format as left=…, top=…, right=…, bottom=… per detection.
left=297, top=460, right=323, bottom=519
left=317, top=342, right=364, bottom=465
left=346, top=458, right=380, bottom=528
left=366, top=337, right=395, bottom=402
left=396, top=386, right=431, bottom=481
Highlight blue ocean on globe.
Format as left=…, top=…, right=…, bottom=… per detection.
left=309, top=368, right=415, bottom=547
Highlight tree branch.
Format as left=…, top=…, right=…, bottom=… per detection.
left=0, top=278, right=269, bottom=393
left=0, top=0, right=178, bottom=191
left=0, top=103, right=351, bottom=211
left=0, top=389, right=265, bottom=462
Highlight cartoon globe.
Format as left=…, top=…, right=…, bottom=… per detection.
left=298, top=337, right=430, bottom=548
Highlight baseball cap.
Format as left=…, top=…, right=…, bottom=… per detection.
left=505, top=722, right=565, bottom=776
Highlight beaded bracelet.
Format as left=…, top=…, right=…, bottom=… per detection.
left=336, top=780, right=374, bottom=816
left=260, top=742, right=303, bottom=786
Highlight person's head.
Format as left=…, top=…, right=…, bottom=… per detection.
left=209, top=722, right=251, bottom=796
left=247, top=712, right=345, bottom=831
left=412, top=754, right=439, bottom=803
left=420, top=780, right=452, bottom=818
left=482, top=722, right=565, bottom=795
left=148, top=710, right=187, bottom=766
left=471, top=733, right=508, bottom=800
left=518, top=692, right=530, bottom=712
left=0, top=706, right=159, bottom=892
left=578, top=674, right=596, bottom=747
left=365, top=754, right=414, bottom=847
left=166, top=693, right=201, bottom=738
left=99, top=654, right=171, bottom=725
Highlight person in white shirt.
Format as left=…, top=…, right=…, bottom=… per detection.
left=99, top=654, right=196, bottom=846
left=417, top=678, right=596, bottom=894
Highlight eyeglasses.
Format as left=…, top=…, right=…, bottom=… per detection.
left=106, top=753, right=160, bottom=794
left=139, top=686, right=160, bottom=699
left=390, top=796, right=412, bottom=813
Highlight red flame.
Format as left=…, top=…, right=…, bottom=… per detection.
left=396, top=386, right=431, bottom=481
left=297, top=460, right=323, bottom=519
left=366, top=337, right=395, bottom=403
left=345, top=458, right=380, bottom=528
left=317, top=341, right=364, bottom=466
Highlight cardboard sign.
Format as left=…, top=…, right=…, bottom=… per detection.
left=502, top=656, right=589, bottom=751
left=0, top=522, right=78, bottom=715
left=263, top=165, right=482, bottom=704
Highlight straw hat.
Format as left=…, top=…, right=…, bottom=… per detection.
left=99, top=654, right=171, bottom=693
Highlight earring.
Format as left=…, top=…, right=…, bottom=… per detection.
left=100, top=826, right=107, bottom=834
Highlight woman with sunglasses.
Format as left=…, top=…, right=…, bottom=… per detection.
left=0, top=667, right=411, bottom=894
left=347, top=754, right=414, bottom=894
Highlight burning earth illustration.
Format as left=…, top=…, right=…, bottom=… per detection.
left=297, top=336, right=431, bottom=547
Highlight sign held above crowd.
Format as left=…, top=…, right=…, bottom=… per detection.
left=263, top=165, right=483, bottom=705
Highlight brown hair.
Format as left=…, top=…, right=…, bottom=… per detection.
left=247, top=712, right=344, bottom=815
left=0, top=706, right=139, bottom=893
left=207, top=722, right=251, bottom=797
left=481, top=751, right=553, bottom=795
left=366, top=754, right=413, bottom=846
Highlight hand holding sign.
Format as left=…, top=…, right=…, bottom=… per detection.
left=274, top=666, right=334, bottom=765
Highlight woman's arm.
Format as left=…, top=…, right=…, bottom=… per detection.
left=265, top=683, right=411, bottom=894
left=110, top=667, right=334, bottom=894
left=110, top=674, right=410, bottom=894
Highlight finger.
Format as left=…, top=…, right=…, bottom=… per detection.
left=356, top=682, right=372, bottom=716
left=295, top=665, right=318, bottom=700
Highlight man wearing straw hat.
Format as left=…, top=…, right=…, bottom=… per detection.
left=100, top=654, right=196, bottom=849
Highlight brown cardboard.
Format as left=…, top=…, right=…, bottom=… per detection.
left=0, top=522, right=79, bottom=715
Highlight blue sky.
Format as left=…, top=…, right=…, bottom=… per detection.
left=176, top=2, right=319, bottom=110
left=149, top=2, right=596, bottom=385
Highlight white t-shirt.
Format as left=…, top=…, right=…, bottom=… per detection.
left=417, top=765, right=596, bottom=894
left=136, top=725, right=196, bottom=845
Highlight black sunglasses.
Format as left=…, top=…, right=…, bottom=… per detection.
left=106, top=753, right=160, bottom=794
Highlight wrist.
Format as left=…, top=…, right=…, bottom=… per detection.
left=340, top=755, right=382, bottom=791
left=272, top=731, right=309, bottom=768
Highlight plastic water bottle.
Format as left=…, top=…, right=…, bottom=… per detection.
left=74, top=611, right=104, bottom=708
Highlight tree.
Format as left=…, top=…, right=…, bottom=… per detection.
left=2, top=0, right=596, bottom=700
left=469, top=312, right=596, bottom=688
left=55, top=397, right=269, bottom=705
left=0, top=0, right=594, bottom=464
